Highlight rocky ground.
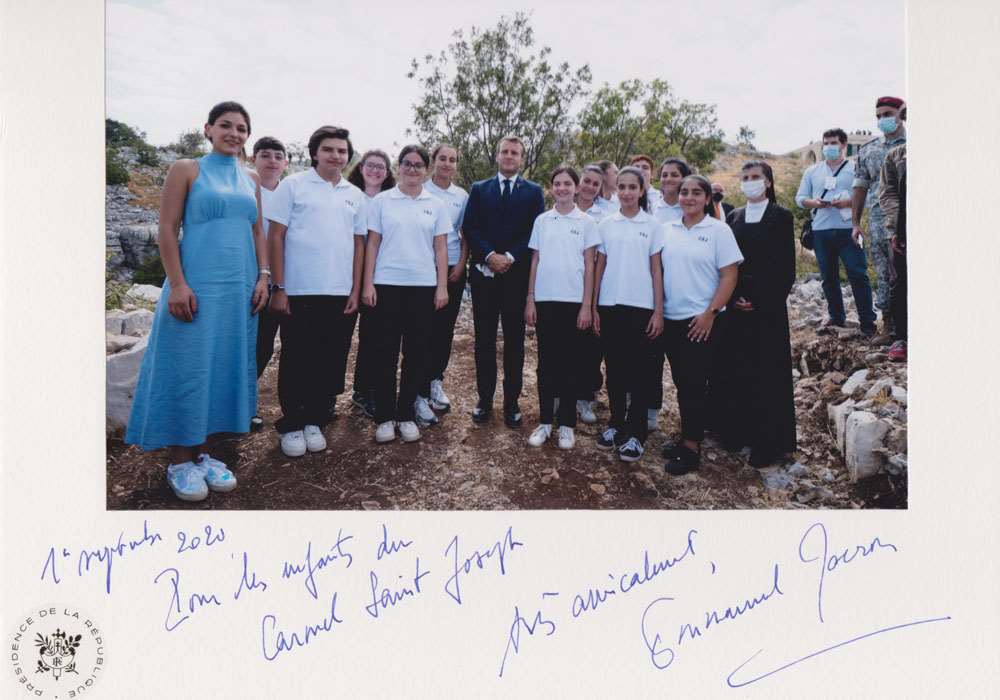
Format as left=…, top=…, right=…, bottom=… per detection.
left=106, top=277, right=907, bottom=511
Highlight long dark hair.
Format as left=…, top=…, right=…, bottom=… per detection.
left=740, top=160, right=777, bottom=204
left=618, top=166, right=649, bottom=212
left=207, top=101, right=251, bottom=134
left=681, top=175, right=715, bottom=217
left=660, top=156, right=692, bottom=178
left=348, top=149, right=396, bottom=192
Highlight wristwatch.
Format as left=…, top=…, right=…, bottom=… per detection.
left=711, top=307, right=721, bottom=316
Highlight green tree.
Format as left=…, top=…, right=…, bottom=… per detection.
left=407, top=12, right=591, bottom=185
left=169, top=129, right=207, bottom=158
left=574, top=79, right=725, bottom=172
left=106, top=147, right=129, bottom=185
left=105, top=118, right=159, bottom=166
left=737, top=125, right=756, bottom=151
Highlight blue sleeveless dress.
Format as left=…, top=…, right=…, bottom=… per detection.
left=126, top=153, right=259, bottom=450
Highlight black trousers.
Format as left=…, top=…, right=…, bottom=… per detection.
left=601, top=305, right=656, bottom=443
left=535, top=301, right=582, bottom=427
left=276, top=295, right=357, bottom=433
left=352, top=303, right=376, bottom=395
left=372, top=285, right=435, bottom=424
left=256, top=305, right=281, bottom=379
left=890, top=249, right=907, bottom=341
left=469, top=263, right=529, bottom=406
left=662, top=315, right=725, bottom=443
left=649, top=351, right=665, bottom=410
left=421, top=270, right=466, bottom=396
left=577, top=330, right=604, bottom=401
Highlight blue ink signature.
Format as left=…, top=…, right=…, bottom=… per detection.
left=499, top=593, right=559, bottom=678
left=152, top=567, right=222, bottom=632
left=365, top=557, right=431, bottom=619
left=233, top=551, right=268, bottom=600
left=280, top=529, right=354, bottom=600
left=640, top=563, right=783, bottom=670
left=376, top=523, right=413, bottom=560
left=726, top=615, right=952, bottom=687
left=444, top=526, right=523, bottom=605
left=41, top=519, right=163, bottom=594
left=261, top=593, right=344, bottom=662
left=176, top=524, right=225, bottom=554
left=798, top=522, right=898, bottom=623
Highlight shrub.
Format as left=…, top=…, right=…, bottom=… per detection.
left=106, top=118, right=160, bottom=166
left=169, top=130, right=207, bottom=158
left=106, top=147, right=129, bottom=185
left=132, top=254, right=166, bottom=286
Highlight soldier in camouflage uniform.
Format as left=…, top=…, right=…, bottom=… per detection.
left=851, top=96, right=906, bottom=334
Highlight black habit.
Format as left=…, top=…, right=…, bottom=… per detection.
left=713, top=202, right=797, bottom=458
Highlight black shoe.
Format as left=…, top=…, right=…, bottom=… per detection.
left=472, top=399, right=492, bottom=424
left=617, top=436, right=645, bottom=462
left=504, top=402, right=522, bottom=428
left=351, top=391, right=367, bottom=410
left=859, top=325, right=877, bottom=338
left=250, top=415, right=264, bottom=432
left=597, top=427, right=625, bottom=451
left=665, top=445, right=700, bottom=475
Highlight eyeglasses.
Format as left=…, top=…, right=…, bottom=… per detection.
left=400, top=160, right=426, bottom=171
left=364, top=162, right=387, bottom=173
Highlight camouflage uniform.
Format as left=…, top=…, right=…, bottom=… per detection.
left=853, top=132, right=907, bottom=310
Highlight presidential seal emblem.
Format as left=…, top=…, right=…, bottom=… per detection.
left=8, top=606, right=106, bottom=698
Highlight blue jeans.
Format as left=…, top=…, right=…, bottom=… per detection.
left=812, top=228, right=876, bottom=328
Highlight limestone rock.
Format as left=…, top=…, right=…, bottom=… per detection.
left=126, top=284, right=162, bottom=303
left=865, top=378, right=894, bottom=399
left=887, top=453, right=908, bottom=475
left=106, top=335, right=149, bottom=434
left=106, top=334, right=141, bottom=354
left=891, top=385, right=907, bottom=405
left=827, top=399, right=855, bottom=455
left=759, top=467, right=794, bottom=491
left=845, top=411, right=891, bottom=480
left=106, top=309, right=126, bottom=335
left=840, top=369, right=869, bottom=396
left=121, top=308, right=154, bottom=336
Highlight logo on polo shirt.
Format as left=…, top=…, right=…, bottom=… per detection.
left=698, top=235, right=710, bottom=242
left=638, top=230, right=648, bottom=239
left=344, top=199, right=356, bottom=208
left=423, top=208, right=434, bottom=217
left=569, top=228, right=581, bottom=236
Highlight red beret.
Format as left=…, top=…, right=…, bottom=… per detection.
left=876, top=96, right=905, bottom=109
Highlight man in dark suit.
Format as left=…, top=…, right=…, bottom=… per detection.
left=462, top=136, right=546, bottom=427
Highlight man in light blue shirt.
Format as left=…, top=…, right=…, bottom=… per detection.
left=795, top=127, right=876, bottom=335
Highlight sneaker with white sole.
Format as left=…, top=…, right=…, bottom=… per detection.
left=303, top=424, right=327, bottom=452
left=596, top=427, right=620, bottom=450
left=398, top=420, right=421, bottom=442
left=429, top=379, right=451, bottom=412
left=577, top=400, right=597, bottom=424
left=527, top=424, right=552, bottom=447
left=195, top=454, right=237, bottom=492
left=618, top=437, right=644, bottom=462
left=414, top=396, right=439, bottom=427
left=280, top=430, right=307, bottom=457
left=647, top=408, right=659, bottom=432
left=375, top=421, right=396, bottom=443
left=167, top=462, right=209, bottom=502
left=558, top=426, right=575, bottom=450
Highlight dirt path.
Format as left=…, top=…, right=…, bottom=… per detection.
left=107, top=293, right=902, bottom=511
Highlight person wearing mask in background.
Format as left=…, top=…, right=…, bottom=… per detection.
left=879, top=142, right=907, bottom=363
left=268, top=126, right=366, bottom=458
left=596, top=159, right=619, bottom=206
left=711, top=182, right=735, bottom=220
left=463, top=136, right=546, bottom=429
left=795, top=128, right=876, bottom=336
left=249, top=136, right=288, bottom=432
left=714, top=161, right=796, bottom=469
left=347, top=150, right=396, bottom=420
left=592, top=166, right=664, bottom=463
left=629, top=154, right=662, bottom=210
left=852, top=96, right=907, bottom=340
left=524, top=165, right=599, bottom=450
left=362, top=145, right=451, bottom=444
left=418, top=144, right=469, bottom=421
left=126, top=101, right=269, bottom=501
left=660, top=175, right=742, bottom=475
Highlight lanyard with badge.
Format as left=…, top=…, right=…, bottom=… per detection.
left=800, top=159, right=850, bottom=250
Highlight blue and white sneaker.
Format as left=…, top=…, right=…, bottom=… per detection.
left=195, top=453, right=237, bottom=493
left=167, top=462, right=209, bottom=502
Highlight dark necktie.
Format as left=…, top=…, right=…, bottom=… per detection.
left=501, top=178, right=512, bottom=209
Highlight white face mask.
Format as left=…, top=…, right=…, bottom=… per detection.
left=740, top=179, right=767, bottom=199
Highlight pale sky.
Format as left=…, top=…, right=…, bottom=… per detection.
left=107, top=0, right=905, bottom=158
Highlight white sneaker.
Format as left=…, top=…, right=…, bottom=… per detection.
left=429, top=379, right=451, bottom=412
left=527, top=424, right=552, bottom=447
left=558, top=426, right=575, bottom=450
left=375, top=421, right=396, bottom=443
left=167, top=462, right=209, bottom=502
left=195, top=453, right=237, bottom=492
left=398, top=420, right=421, bottom=442
left=303, top=424, right=327, bottom=452
left=647, top=408, right=659, bottom=432
left=414, top=396, right=439, bottom=426
left=577, top=400, right=597, bottom=424
left=280, top=430, right=307, bottom=457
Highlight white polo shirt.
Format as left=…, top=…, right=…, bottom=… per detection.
left=369, top=186, right=452, bottom=286
left=423, top=179, right=468, bottom=266
left=652, top=199, right=682, bottom=225
left=268, top=169, right=366, bottom=296
left=259, top=185, right=277, bottom=235
left=596, top=209, right=665, bottom=311
left=528, top=206, right=600, bottom=304
left=645, top=187, right=663, bottom=209
left=661, top=215, right=744, bottom=320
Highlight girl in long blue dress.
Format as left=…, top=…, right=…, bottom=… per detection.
left=126, top=101, right=270, bottom=502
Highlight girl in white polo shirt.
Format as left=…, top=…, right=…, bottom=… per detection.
left=268, top=126, right=366, bottom=458
left=362, top=145, right=451, bottom=444
left=418, top=144, right=469, bottom=421
left=524, top=165, right=600, bottom=449
left=592, top=166, right=664, bottom=462
left=660, top=174, right=743, bottom=475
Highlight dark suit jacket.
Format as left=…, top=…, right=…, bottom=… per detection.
left=463, top=175, right=546, bottom=266
left=725, top=203, right=795, bottom=311
left=721, top=201, right=735, bottom=218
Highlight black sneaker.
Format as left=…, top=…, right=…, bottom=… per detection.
left=472, top=398, right=492, bottom=424
left=617, top=437, right=645, bottom=462
left=363, top=395, right=376, bottom=421
left=504, top=402, right=523, bottom=428
left=596, top=427, right=621, bottom=450
left=665, top=445, right=700, bottom=475
left=860, top=325, right=877, bottom=338
left=352, top=391, right=367, bottom=409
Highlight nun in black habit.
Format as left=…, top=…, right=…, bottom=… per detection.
left=713, top=160, right=797, bottom=468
